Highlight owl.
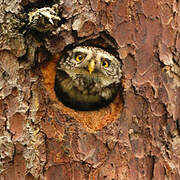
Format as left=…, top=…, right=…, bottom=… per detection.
left=54, top=46, right=122, bottom=111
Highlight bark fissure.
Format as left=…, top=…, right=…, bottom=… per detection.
left=0, top=0, right=180, bottom=179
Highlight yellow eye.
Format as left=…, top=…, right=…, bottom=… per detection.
left=75, top=54, right=85, bottom=62
left=101, top=58, right=110, bottom=68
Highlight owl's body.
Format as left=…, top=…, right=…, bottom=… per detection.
left=55, top=46, right=122, bottom=111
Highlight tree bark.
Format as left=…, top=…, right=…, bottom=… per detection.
left=0, top=0, right=180, bottom=180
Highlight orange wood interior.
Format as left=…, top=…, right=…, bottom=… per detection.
left=41, top=53, right=123, bottom=132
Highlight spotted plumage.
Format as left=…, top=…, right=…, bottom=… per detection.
left=54, top=46, right=122, bottom=111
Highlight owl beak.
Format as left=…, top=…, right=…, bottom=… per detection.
left=88, top=60, right=95, bottom=74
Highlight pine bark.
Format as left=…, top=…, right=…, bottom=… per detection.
left=0, top=0, right=180, bottom=180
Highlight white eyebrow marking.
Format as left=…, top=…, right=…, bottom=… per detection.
left=72, top=46, right=118, bottom=63
left=73, top=47, right=90, bottom=54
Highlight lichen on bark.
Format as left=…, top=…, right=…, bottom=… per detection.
left=0, top=0, right=180, bottom=180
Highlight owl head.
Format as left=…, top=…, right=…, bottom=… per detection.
left=55, top=46, right=122, bottom=111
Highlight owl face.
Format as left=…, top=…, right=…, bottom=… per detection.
left=55, top=46, right=122, bottom=111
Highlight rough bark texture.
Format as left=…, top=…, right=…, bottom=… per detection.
left=0, top=0, right=180, bottom=179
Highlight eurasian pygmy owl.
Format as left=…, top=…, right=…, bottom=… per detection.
left=54, top=46, right=122, bottom=111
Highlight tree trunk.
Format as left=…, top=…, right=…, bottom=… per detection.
left=0, top=0, right=180, bottom=179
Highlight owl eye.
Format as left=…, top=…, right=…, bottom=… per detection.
left=75, top=54, right=85, bottom=62
left=101, top=58, right=110, bottom=68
